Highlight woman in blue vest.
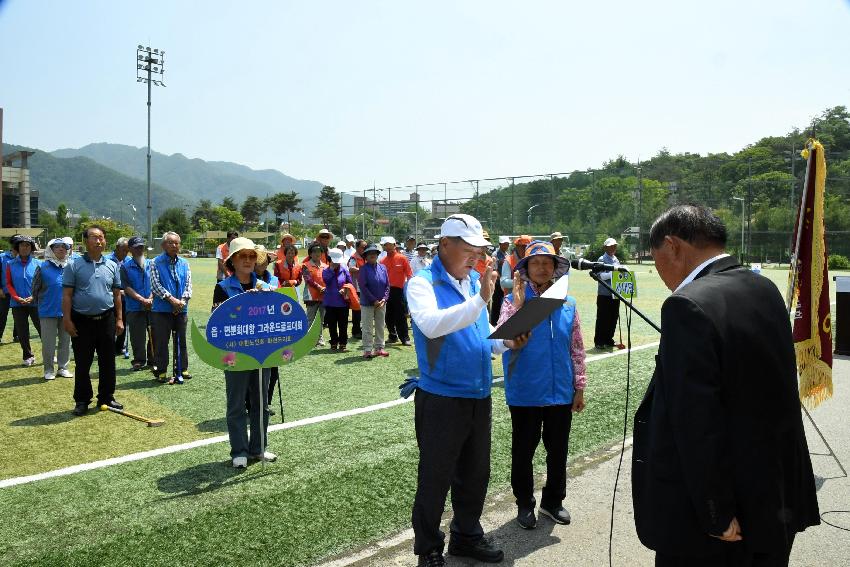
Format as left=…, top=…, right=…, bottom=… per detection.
left=5, top=235, right=42, bottom=366
left=497, top=240, right=588, bottom=530
left=32, top=237, right=74, bottom=380
left=211, top=238, right=276, bottom=469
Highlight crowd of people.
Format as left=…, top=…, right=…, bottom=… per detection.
left=1, top=206, right=820, bottom=567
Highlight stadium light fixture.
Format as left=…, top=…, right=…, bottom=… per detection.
left=136, top=44, right=167, bottom=244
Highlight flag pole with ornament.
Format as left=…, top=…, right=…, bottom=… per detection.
left=787, top=138, right=833, bottom=408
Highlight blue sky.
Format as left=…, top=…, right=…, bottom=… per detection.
left=2, top=0, right=849, bottom=198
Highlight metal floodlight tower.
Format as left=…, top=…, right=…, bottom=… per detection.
left=136, top=45, right=166, bottom=243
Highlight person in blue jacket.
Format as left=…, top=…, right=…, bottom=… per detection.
left=0, top=235, right=21, bottom=343
left=406, top=214, right=529, bottom=567
left=32, top=237, right=74, bottom=380
left=149, top=231, right=192, bottom=383
left=121, top=237, right=154, bottom=371
left=497, top=240, right=588, bottom=530
left=211, top=238, right=276, bottom=469
left=6, top=235, right=42, bottom=365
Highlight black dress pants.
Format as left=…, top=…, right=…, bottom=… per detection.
left=351, top=308, right=361, bottom=336
left=655, top=533, right=795, bottom=567
left=114, top=301, right=127, bottom=354
left=0, top=294, right=11, bottom=340
left=12, top=305, right=41, bottom=360
left=490, top=285, right=505, bottom=326
left=386, top=286, right=409, bottom=341
left=509, top=404, right=573, bottom=509
left=594, top=295, right=619, bottom=346
left=151, top=311, right=188, bottom=375
left=324, top=305, right=349, bottom=347
left=71, top=310, right=117, bottom=405
left=412, top=389, right=491, bottom=556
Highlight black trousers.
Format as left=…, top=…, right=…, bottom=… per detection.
left=267, top=367, right=280, bottom=404
left=325, top=305, right=349, bottom=347
left=386, top=286, right=409, bottom=341
left=114, top=301, right=127, bottom=355
left=12, top=305, right=41, bottom=360
left=509, top=404, right=573, bottom=509
left=412, top=389, right=491, bottom=556
left=126, top=310, right=154, bottom=366
left=655, top=533, right=795, bottom=567
left=351, top=309, right=361, bottom=336
left=594, top=295, right=619, bottom=346
left=0, top=294, right=11, bottom=340
left=71, top=310, right=117, bottom=405
left=151, top=311, right=188, bottom=375
left=490, top=285, right=505, bottom=326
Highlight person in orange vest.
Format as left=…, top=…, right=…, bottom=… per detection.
left=216, top=231, right=238, bottom=282
left=275, top=233, right=296, bottom=263
left=499, top=235, right=531, bottom=293
left=380, top=237, right=413, bottom=345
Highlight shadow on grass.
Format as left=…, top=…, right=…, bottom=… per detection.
left=334, top=355, right=370, bottom=365
left=156, top=461, right=284, bottom=500
left=0, top=363, right=35, bottom=372
left=115, top=377, right=164, bottom=391
left=0, top=376, right=45, bottom=389
left=10, top=409, right=78, bottom=426
left=196, top=417, right=228, bottom=433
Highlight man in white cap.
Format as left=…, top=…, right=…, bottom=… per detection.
left=343, top=234, right=356, bottom=262
left=549, top=232, right=565, bottom=257
left=594, top=237, right=621, bottom=349
left=490, top=236, right=511, bottom=325
left=406, top=213, right=530, bottom=566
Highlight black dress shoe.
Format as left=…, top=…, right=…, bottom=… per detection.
left=101, top=399, right=124, bottom=410
left=72, top=403, right=89, bottom=416
left=448, top=537, right=504, bottom=563
left=417, top=550, right=445, bottom=567
left=517, top=506, right=537, bottom=529
left=540, top=504, right=571, bottom=525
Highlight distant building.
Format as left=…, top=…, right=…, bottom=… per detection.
left=356, top=191, right=421, bottom=217
left=1, top=150, right=39, bottom=229
left=431, top=199, right=461, bottom=218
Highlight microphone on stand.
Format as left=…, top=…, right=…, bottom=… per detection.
left=570, top=258, right=630, bottom=273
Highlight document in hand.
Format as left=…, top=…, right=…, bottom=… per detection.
left=488, top=274, right=569, bottom=340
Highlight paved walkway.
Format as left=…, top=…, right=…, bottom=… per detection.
left=319, top=355, right=850, bottom=566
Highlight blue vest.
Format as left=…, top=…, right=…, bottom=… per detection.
left=37, top=261, right=65, bottom=317
left=502, top=283, right=577, bottom=407
left=409, top=255, right=493, bottom=399
left=122, top=257, right=151, bottom=312
left=8, top=256, right=40, bottom=307
left=152, top=253, right=190, bottom=313
left=258, top=269, right=279, bottom=289
left=0, top=251, right=13, bottom=293
left=217, top=273, right=272, bottom=300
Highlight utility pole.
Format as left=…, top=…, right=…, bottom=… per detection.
left=637, top=162, right=643, bottom=263
left=746, top=156, right=752, bottom=264
left=136, top=45, right=165, bottom=244
left=510, top=177, right=515, bottom=235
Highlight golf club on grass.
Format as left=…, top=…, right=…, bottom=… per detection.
left=101, top=404, right=164, bottom=427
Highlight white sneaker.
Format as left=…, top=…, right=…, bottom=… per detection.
left=23, top=357, right=35, bottom=367
left=250, top=451, right=277, bottom=462
left=57, top=369, right=74, bottom=378
left=232, top=456, right=248, bottom=468
left=44, top=372, right=55, bottom=381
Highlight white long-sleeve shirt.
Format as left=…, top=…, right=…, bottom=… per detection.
left=407, top=274, right=509, bottom=354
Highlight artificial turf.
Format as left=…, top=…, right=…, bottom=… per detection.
left=0, top=260, right=842, bottom=566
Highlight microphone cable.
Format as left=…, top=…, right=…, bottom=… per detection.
left=608, top=297, right=633, bottom=567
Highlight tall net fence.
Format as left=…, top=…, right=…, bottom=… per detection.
left=339, top=155, right=850, bottom=262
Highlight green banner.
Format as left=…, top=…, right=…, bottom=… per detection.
left=612, top=270, right=637, bottom=299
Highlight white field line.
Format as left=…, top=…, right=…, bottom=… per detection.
left=0, top=342, right=660, bottom=489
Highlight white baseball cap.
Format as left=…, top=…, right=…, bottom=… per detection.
left=328, top=249, right=345, bottom=264
left=336, top=241, right=347, bottom=248
left=498, top=236, right=510, bottom=244
left=345, top=234, right=355, bottom=242
left=604, top=237, right=618, bottom=247
left=383, top=236, right=397, bottom=245
left=439, top=214, right=489, bottom=248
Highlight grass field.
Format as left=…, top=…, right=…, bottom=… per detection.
left=0, top=259, right=844, bottom=566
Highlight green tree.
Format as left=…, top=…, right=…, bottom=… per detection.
left=56, top=203, right=69, bottom=230
left=39, top=209, right=63, bottom=241
left=221, top=196, right=239, bottom=212
left=211, top=206, right=244, bottom=232
left=154, top=207, right=192, bottom=237
left=240, top=195, right=265, bottom=227
left=314, top=186, right=341, bottom=230
left=78, top=217, right=135, bottom=246
left=191, top=199, right=216, bottom=230
left=267, top=191, right=303, bottom=225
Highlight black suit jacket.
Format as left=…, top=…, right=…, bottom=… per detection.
left=632, top=256, right=820, bottom=556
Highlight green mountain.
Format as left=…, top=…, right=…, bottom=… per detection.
left=51, top=143, right=324, bottom=207
left=3, top=143, right=189, bottom=222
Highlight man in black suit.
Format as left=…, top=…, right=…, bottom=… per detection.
left=632, top=205, right=820, bottom=567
